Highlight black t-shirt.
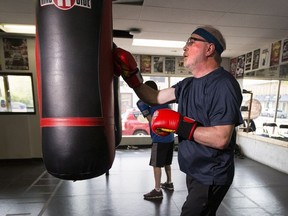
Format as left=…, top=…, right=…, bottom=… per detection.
left=173, top=67, right=243, bottom=185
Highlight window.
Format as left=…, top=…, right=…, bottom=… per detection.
left=120, top=75, right=178, bottom=136
left=242, top=79, right=288, bottom=138
left=0, top=73, right=36, bottom=114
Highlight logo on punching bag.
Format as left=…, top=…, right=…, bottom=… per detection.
left=40, top=0, right=91, bottom=10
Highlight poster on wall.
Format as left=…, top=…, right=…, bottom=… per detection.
left=252, top=49, right=260, bottom=70
left=245, top=52, right=252, bottom=72
left=140, top=55, right=152, bottom=73
left=259, top=47, right=270, bottom=69
left=281, top=38, right=288, bottom=63
left=236, top=55, right=245, bottom=78
left=3, top=38, right=29, bottom=70
left=230, top=58, right=237, bottom=77
left=164, top=57, right=175, bottom=74
left=152, top=56, right=164, bottom=73
left=270, top=40, right=281, bottom=66
left=132, top=54, right=140, bottom=67
left=175, top=57, right=190, bottom=75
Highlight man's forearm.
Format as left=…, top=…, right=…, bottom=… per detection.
left=134, top=84, right=176, bottom=106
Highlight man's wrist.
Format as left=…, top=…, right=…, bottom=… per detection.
left=124, top=69, right=143, bottom=88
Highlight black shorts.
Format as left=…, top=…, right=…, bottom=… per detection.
left=149, top=141, right=174, bottom=167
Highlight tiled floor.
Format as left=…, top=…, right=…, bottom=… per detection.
left=0, top=147, right=288, bottom=216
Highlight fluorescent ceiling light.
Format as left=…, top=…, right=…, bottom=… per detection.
left=0, top=24, right=36, bottom=34
left=133, top=39, right=185, bottom=48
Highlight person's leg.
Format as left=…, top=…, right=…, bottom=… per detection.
left=164, top=141, right=174, bottom=184
left=144, top=143, right=163, bottom=200
left=161, top=164, right=174, bottom=190
left=158, top=141, right=174, bottom=190
left=152, top=142, right=163, bottom=190
left=153, top=166, right=162, bottom=190
left=181, top=175, right=209, bottom=216
left=164, top=165, right=171, bottom=183
left=205, top=184, right=230, bottom=215
left=180, top=175, right=230, bottom=216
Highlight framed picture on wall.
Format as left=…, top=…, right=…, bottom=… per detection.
left=230, top=58, right=237, bottom=77
left=164, top=57, right=175, bottom=74
left=175, top=57, right=190, bottom=75
left=152, top=56, right=164, bottom=73
left=245, top=52, right=252, bottom=72
left=252, top=49, right=260, bottom=70
left=270, top=40, right=281, bottom=66
left=281, top=38, right=288, bottom=63
left=140, top=55, right=152, bottom=73
left=259, top=47, right=270, bottom=69
left=132, top=54, right=140, bottom=67
left=3, top=38, right=29, bottom=70
left=236, top=55, right=245, bottom=78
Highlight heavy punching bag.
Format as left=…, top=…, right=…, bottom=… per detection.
left=35, top=0, right=115, bottom=180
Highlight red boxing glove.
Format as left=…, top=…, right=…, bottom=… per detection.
left=151, top=109, right=198, bottom=140
left=113, top=47, right=143, bottom=88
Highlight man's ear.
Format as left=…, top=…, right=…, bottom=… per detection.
left=206, top=43, right=216, bottom=56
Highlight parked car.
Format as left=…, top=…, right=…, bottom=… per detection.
left=0, top=100, right=27, bottom=112
left=121, top=109, right=150, bottom=136
left=261, top=108, right=287, bottom=118
left=275, top=110, right=288, bottom=118
left=0, top=99, right=6, bottom=111
left=261, top=108, right=271, bottom=117
left=11, top=102, right=27, bottom=112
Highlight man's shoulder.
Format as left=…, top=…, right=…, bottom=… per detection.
left=210, top=67, right=238, bottom=84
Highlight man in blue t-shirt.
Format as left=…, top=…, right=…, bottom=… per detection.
left=137, top=80, right=175, bottom=200
left=114, top=25, right=243, bottom=215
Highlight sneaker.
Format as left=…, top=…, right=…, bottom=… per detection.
left=160, top=182, right=174, bottom=191
left=143, top=189, right=163, bottom=200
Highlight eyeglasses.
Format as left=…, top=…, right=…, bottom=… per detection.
left=185, top=37, right=207, bottom=47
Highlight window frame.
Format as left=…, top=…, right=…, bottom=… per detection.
left=0, top=72, right=36, bottom=115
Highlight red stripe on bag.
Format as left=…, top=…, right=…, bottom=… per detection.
left=41, top=117, right=105, bottom=127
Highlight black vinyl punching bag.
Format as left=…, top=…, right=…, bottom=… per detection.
left=35, top=0, right=115, bottom=180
